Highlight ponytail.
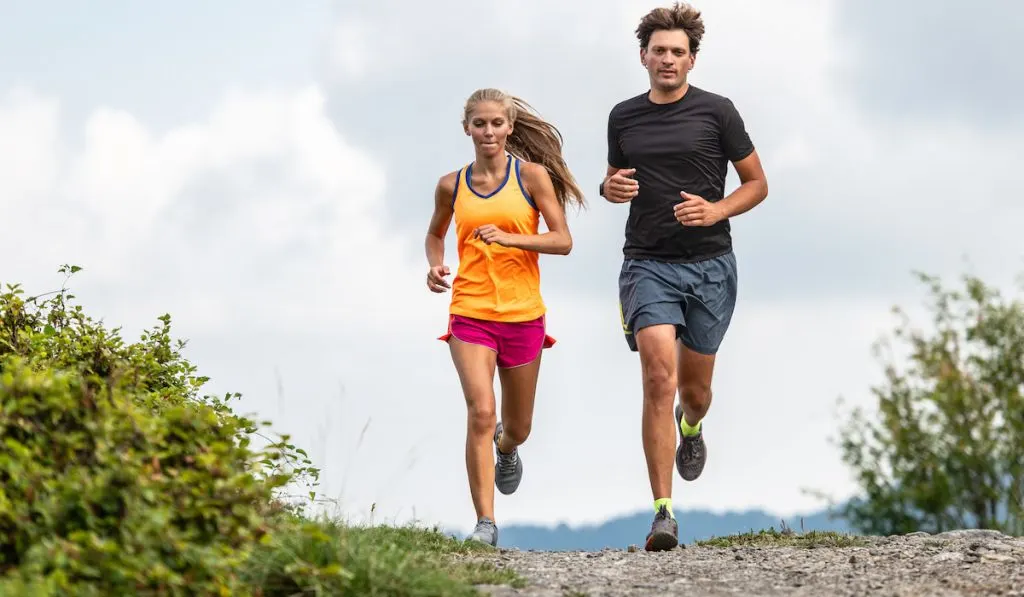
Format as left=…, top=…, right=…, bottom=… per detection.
left=463, top=89, right=586, bottom=211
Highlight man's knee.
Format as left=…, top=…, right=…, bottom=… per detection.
left=637, top=325, right=677, bottom=405
left=642, top=362, right=675, bottom=402
left=679, top=381, right=712, bottom=412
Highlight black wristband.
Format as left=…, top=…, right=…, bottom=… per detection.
left=599, top=182, right=605, bottom=197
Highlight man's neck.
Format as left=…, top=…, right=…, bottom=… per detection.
left=648, top=81, right=690, bottom=105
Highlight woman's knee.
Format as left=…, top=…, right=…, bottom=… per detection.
left=502, top=420, right=532, bottom=445
left=466, top=399, right=497, bottom=435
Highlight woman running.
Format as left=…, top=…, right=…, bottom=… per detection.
left=424, top=88, right=585, bottom=546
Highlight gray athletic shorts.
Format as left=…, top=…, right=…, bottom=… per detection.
left=617, top=251, right=738, bottom=355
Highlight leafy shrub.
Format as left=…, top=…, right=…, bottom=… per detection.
left=0, top=266, right=320, bottom=595
left=0, top=362, right=284, bottom=595
left=0, top=265, right=518, bottom=596
left=833, top=271, right=1024, bottom=535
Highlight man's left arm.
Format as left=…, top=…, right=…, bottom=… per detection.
left=715, top=150, right=767, bottom=220
left=714, top=97, right=767, bottom=219
left=674, top=98, right=768, bottom=227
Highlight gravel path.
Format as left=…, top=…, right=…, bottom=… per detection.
left=469, top=530, right=1024, bottom=596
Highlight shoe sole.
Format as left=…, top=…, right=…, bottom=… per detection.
left=645, top=530, right=679, bottom=552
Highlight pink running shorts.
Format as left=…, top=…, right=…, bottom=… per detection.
left=438, top=314, right=556, bottom=368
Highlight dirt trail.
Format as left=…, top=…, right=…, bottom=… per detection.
left=469, top=530, right=1024, bottom=596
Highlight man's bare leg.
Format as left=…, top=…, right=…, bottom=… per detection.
left=675, top=342, right=715, bottom=481
left=635, top=323, right=681, bottom=551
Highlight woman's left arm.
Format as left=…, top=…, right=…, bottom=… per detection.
left=473, top=162, right=573, bottom=255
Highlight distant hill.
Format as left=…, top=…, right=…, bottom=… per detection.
left=488, top=506, right=854, bottom=551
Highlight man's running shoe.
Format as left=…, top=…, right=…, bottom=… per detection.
left=675, top=402, right=707, bottom=481
left=494, top=422, right=523, bottom=495
left=466, top=517, right=498, bottom=547
left=644, top=504, right=679, bottom=551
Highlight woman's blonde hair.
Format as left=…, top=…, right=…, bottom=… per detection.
left=463, top=88, right=585, bottom=211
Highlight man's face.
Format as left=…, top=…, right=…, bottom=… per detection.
left=641, top=29, right=695, bottom=92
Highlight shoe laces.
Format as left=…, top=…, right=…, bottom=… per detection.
left=682, top=433, right=703, bottom=460
left=496, top=448, right=518, bottom=475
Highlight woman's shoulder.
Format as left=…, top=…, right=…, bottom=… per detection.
left=515, top=159, right=549, bottom=183
left=436, top=168, right=463, bottom=195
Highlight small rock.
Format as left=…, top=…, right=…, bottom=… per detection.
left=627, top=544, right=638, bottom=553
left=935, top=529, right=1006, bottom=540
left=983, top=552, right=1017, bottom=564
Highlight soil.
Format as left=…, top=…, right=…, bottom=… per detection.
left=469, top=529, right=1024, bottom=596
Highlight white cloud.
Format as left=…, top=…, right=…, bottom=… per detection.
left=0, top=88, right=61, bottom=204
left=0, top=85, right=430, bottom=338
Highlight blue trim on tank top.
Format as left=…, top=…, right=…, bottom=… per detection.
left=466, top=155, right=512, bottom=199
left=451, top=167, right=462, bottom=208
left=514, top=158, right=537, bottom=210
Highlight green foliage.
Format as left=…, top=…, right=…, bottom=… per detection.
left=695, top=527, right=865, bottom=549
left=0, top=265, right=518, bottom=596
left=0, top=266, right=314, bottom=595
left=0, top=265, right=320, bottom=498
left=239, top=516, right=523, bottom=596
left=834, top=271, right=1024, bottom=536
left=0, top=363, right=287, bottom=595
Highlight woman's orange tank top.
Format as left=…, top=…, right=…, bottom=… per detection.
left=448, top=155, right=546, bottom=323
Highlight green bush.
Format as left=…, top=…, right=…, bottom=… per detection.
left=0, top=362, right=284, bottom=595
left=0, top=265, right=517, bottom=596
left=0, top=266, right=319, bottom=595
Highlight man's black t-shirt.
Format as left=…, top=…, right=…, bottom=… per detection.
left=607, top=85, right=755, bottom=263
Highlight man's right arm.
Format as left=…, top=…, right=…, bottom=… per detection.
left=602, top=111, right=638, bottom=203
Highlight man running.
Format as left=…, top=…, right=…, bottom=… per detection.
left=600, top=2, right=769, bottom=551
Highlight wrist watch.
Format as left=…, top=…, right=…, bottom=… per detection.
left=598, top=182, right=605, bottom=197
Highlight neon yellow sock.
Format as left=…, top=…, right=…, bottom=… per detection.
left=654, top=498, right=675, bottom=519
left=680, top=416, right=702, bottom=437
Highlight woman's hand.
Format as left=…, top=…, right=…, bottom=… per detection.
left=473, top=225, right=513, bottom=246
left=427, top=264, right=451, bottom=293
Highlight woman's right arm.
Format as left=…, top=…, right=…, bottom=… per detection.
left=424, top=172, right=456, bottom=292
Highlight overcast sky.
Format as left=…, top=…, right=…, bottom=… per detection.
left=3, top=0, right=1022, bottom=534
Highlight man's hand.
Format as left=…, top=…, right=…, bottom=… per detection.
left=603, top=168, right=639, bottom=203
left=426, top=264, right=451, bottom=293
left=673, top=191, right=725, bottom=227
left=474, top=224, right=513, bottom=246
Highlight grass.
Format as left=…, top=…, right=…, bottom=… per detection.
left=695, top=526, right=867, bottom=549
left=238, top=513, right=524, bottom=596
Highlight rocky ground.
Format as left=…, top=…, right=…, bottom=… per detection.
left=466, top=529, right=1024, bottom=597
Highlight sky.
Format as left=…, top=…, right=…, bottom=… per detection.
left=2, top=0, right=1022, bottom=535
